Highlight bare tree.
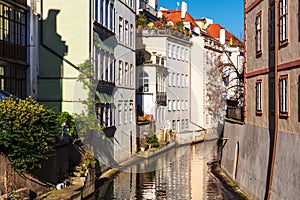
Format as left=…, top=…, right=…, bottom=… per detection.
left=206, top=47, right=244, bottom=122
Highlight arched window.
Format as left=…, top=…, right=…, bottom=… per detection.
left=138, top=71, right=149, bottom=92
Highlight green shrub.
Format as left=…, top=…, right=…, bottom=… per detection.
left=146, top=129, right=159, bottom=148
left=57, top=112, right=77, bottom=138
left=0, top=96, right=59, bottom=172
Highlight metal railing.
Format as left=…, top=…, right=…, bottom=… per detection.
left=139, top=0, right=157, bottom=17
left=226, top=106, right=244, bottom=122
left=137, top=28, right=190, bottom=41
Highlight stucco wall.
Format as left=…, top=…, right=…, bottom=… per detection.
left=222, top=121, right=300, bottom=200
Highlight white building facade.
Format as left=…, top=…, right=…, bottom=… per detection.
left=114, top=0, right=137, bottom=163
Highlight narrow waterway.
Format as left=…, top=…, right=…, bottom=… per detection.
left=89, top=140, right=241, bottom=200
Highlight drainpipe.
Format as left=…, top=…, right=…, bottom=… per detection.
left=267, top=0, right=279, bottom=199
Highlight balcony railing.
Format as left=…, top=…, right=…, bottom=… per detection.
left=0, top=41, right=26, bottom=61
left=137, top=28, right=190, bottom=41
left=8, top=0, right=27, bottom=7
left=226, top=106, right=244, bottom=122
left=156, top=92, right=167, bottom=105
left=139, top=1, right=157, bottom=17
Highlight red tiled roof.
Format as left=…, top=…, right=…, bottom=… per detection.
left=161, top=10, right=199, bottom=29
left=206, top=24, right=243, bottom=46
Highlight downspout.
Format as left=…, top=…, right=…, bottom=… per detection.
left=39, top=0, right=79, bottom=71
left=89, top=0, right=92, bottom=60
left=267, top=0, right=279, bottom=199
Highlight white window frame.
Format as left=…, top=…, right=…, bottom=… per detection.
left=256, top=80, right=262, bottom=114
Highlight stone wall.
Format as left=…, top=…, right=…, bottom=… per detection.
left=221, top=121, right=300, bottom=200
left=0, top=141, right=83, bottom=198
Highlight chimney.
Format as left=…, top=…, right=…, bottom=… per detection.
left=181, top=1, right=187, bottom=19
left=220, top=28, right=225, bottom=44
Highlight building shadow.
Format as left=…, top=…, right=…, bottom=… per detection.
left=38, top=9, right=68, bottom=111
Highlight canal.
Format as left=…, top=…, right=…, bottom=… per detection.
left=88, top=139, right=243, bottom=199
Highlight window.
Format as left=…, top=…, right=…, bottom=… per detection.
left=185, top=75, right=189, bottom=87
left=96, top=103, right=114, bottom=128
left=181, top=47, right=184, bottom=60
left=119, top=17, right=123, bottom=42
left=177, top=46, right=180, bottom=59
left=100, top=0, right=104, bottom=24
left=186, top=119, right=189, bottom=129
left=125, top=20, right=129, bottom=45
left=118, top=103, right=122, bottom=125
left=256, top=80, right=262, bottom=114
left=177, top=74, right=180, bottom=87
left=269, top=2, right=275, bottom=47
left=186, top=100, right=188, bottom=110
left=173, top=45, right=176, bottom=59
left=177, top=100, right=180, bottom=110
left=125, top=62, right=129, bottom=86
left=279, top=0, right=288, bottom=43
left=124, top=102, right=128, bottom=124
left=130, top=24, right=134, bottom=47
left=168, top=100, right=172, bottom=111
left=173, top=73, right=176, bottom=87
left=0, top=65, right=26, bottom=98
left=256, top=12, right=262, bottom=53
left=94, top=0, right=98, bottom=21
left=0, top=5, right=26, bottom=60
left=168, top=73, right=172, bottom=86
left=185, top=49, right=189, bottom=62
left=129, top=101, right=133, bottom=123
left=130, top=64, right=134, bottom=87
left=105, top=56, right=109, bottom=81
left=279, top=75, right=288, bottom=116
left=138, top=71, right=149, bottom=92
left=173, top=100, right=176, bottom=111
left=168, top=44, right=172, bottom=58
left=110, top=3, right=114, bottom=31
left=105, top=0, right=109, bottom=27
left=118, top=61, right=123, bottom=85
left=110, top=58, right=114, bottom=83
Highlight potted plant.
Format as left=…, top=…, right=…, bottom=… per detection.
left=141, top=143, right=149, bottom=152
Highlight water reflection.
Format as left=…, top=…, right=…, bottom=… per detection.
left=91, top=140, right=228, bottom=200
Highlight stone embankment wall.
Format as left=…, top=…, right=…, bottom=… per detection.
left=221, top=121, right=300, bottom=200
left=0, top=141, right=84, bottom=199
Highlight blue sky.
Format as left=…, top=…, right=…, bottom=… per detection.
left=158, top=0, right=244, bottom=40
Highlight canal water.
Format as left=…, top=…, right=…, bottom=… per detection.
left=89, top=139, right=241, bottom=200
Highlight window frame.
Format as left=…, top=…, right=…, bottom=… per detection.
left=138, top=71, right=149, bottom=93
left=279, top=0, right=288, bottom=45
left=279, top=74, right=289, bottom=117
left=256, top=79, right=263, bottom=115
left=255, top=11, right=262, bottom=55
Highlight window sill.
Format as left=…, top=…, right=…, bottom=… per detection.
left=279, top=112, right=289, bottom=118
left=256, top=51, right=262, bottom=58
left=279, top=40, right=288, bottom=48
left=256, top=110, right=262, bottom=115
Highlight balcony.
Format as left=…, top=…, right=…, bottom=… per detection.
left=137, top=27, right=190, bottom=41
left=139, top=0, right=157, bottom=17
left=226, top=106, right=244, bottom=122
left=7, top=0, right=27, bottom=7
left=156, top=92, right=167, bottom=105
